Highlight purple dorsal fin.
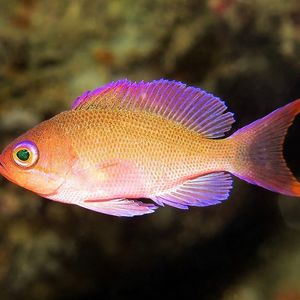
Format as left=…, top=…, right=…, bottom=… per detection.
left=71, top=79, right=235, bottom=138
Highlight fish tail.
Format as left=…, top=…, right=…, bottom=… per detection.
left=230, top=99, right=300, bottom=196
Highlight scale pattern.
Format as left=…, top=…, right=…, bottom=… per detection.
left=53, top=109, right=234, bottom=202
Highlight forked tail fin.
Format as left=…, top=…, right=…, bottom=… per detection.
left=230, top=99, right=300, bottom=196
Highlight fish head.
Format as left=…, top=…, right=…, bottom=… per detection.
left=0, top=119, right=76, bottom=196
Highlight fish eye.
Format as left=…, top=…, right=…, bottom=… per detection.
left=13, top=141, right=39, bottom=168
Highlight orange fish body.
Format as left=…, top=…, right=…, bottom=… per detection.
left=0, top=80, right=299, bottom=216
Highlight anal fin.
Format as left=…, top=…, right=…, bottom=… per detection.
left=78, top=199, right=158, bottom=217
left=152, top=172, right=233, bottom=209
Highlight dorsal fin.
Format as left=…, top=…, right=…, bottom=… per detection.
left=71, top=79, right=235, bottom=138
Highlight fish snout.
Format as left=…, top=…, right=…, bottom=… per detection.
left=0, top=156, right=10, bottom=180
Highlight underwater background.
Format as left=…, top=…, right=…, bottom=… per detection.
left=0, top=0, right=300, bottom=299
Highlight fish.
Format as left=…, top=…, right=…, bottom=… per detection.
left=0, top=79, right=299, bottom=217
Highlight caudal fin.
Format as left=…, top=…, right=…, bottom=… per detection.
left=230, top=99, right=300, bottom=196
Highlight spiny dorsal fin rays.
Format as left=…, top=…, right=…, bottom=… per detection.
left=71, top=79, right=235, bottom=139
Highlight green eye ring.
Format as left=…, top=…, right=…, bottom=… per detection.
left=13, top=141, right=39, bottom=168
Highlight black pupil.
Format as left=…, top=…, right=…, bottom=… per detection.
left=17, top=149, right=30, bottom=161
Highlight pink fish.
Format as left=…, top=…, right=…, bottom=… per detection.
left=0, top=80, right=299, bottom=216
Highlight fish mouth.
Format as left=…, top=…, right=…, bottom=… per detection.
left=0, top=159, right=9, bottom=180
left=0, top=160, right=6, bottom=172
left=0, top=160, right=7, bottom=178
left=0, top=159, right=14, bottom=183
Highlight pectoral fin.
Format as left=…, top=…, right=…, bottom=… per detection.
left=78, top=199, right=158, bottom=217
left=72, top=159, right=145, bottom=195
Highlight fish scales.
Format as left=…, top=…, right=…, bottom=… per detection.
left=53, top=109, right=232, bottom=194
